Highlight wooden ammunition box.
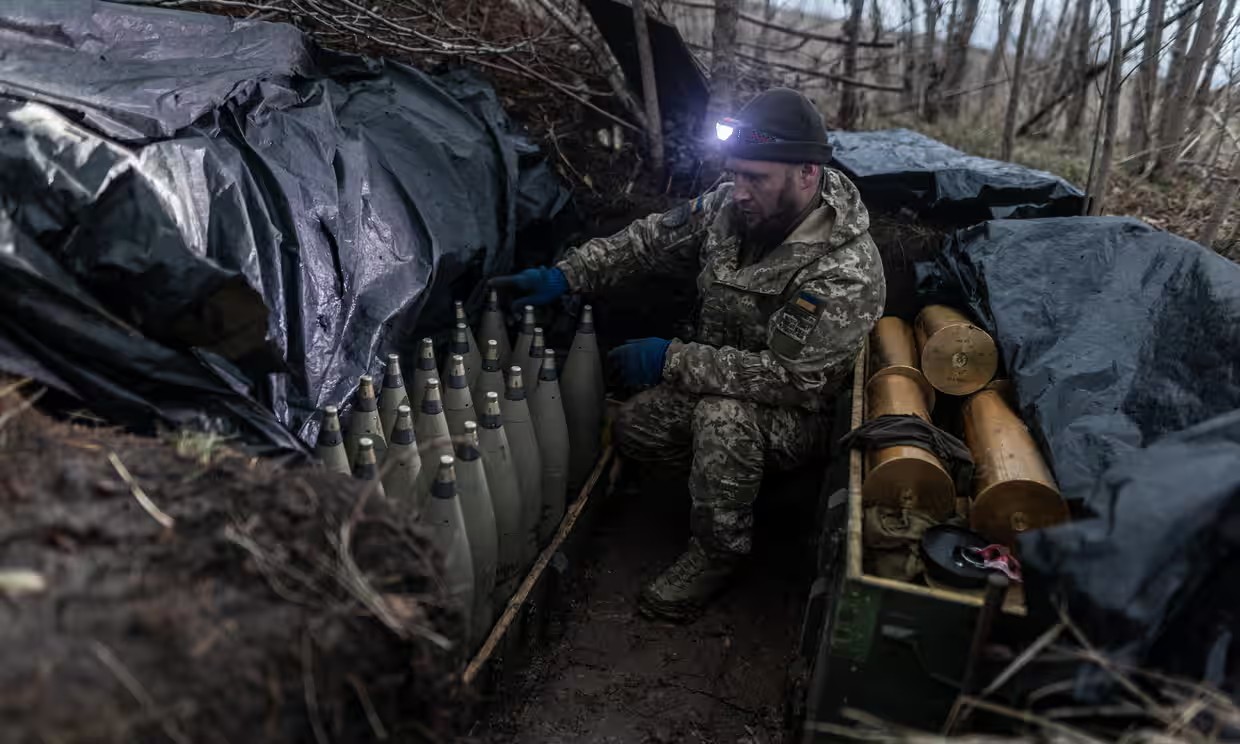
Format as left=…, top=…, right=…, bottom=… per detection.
left=792, top=346, right=1042, bottom=740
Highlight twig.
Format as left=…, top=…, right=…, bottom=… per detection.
left=301, top=632, right=331, bottom=744
left=1057, top=608, right=1175, bottom=726
left=157, top=0, right=289, bottom=10
left=546, top=122, right=596, bottom=193
left=330, top=479, right=453, bottom=650
left=957, top=696, right=1110, bottom=743
left=473, top=58, right=643, bottom=134
left=347, top=674, right=389, bottom=740
left=665, top=0, right=895, bottom=47
left=224, top=523, right=324, bottom=605
left=108, top=452, right=175, bottom=530
left=92, top=641, right=192, bottom=744
left=0, top=377, right=32, bottom=399
left=733, top=50, right=905, bottom=92
left=980, top=622, right=1066, bottom=698
left=323, top=0, right=533, bottom=54
left=526, top=0, right=649, bottom=128
left=0, top=387, right=45, bottom=432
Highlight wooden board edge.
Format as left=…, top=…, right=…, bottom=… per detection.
left=846, top=342, right=866, bottom=581
left=856, top=574, right=1027, bottom=616
left=462, top=445, right=616, bottom=686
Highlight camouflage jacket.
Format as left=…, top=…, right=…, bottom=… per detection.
left=557, top=169, right=886, bottom=412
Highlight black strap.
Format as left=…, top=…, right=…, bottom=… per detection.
left=840, top=414, right=974, bottom=497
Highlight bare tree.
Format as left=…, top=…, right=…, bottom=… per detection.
left=632, top=0, right=665, bottom=172
left=1004, top=0, right=1037, bottom=159
left=1038, top=0, right=1079, bottom=110
left=921, top=0, right=941, bottom=117
left=751, top=0, right=779, bottom=64
left=1128, top=0, right=1149, bottom=41
left=1153, top=0, right=1223, bottom=178
left=1201, top=155, right=1240, bottom=246
left=902, top=0, right=920, bottom=108
left=840, top=0, right=867, bottom=127
left=1160, top=2, right=1198, bottom=123
left=940, top=0, right=981, bottom=117
left=1064, top=0, right=1096, bottom=134
left=1189, top=0, right=1239, bottom=131
left=1086, top=0, right=1124, bottom=214
left=1020, top=0, right=1206, bottom=134
left=705, top=0, right=739, bottom=140
left=983, top=0, right=1018, bottom=107
left=1128, top=0, right=1166, bottom=163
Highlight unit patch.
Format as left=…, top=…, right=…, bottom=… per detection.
left=770, top=291, right=825, bottom=356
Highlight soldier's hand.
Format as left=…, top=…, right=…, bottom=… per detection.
left=489, top=267, right=568, bottom=310
left=607, top=338, right=671, bottom=388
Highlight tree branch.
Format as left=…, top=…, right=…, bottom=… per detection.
left=527, top=0, right=649, bottom=129
left=1018, top=0, right=1204, bottom=135
left=665, top=0, right=895, bottom=48
left=734, top=49, right=905, bottom=92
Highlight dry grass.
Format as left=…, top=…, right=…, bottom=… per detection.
left=817, top=612, right=1240, bottom=743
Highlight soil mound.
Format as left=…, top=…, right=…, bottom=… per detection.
left=0, top=383, right=461, bottom=744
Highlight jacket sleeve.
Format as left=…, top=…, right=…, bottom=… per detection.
left=555, top=186, right=731, bottom=294
left=662, top=234, right=886, bottom=408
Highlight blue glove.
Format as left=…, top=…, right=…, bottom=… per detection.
left=489, top=267, right=568, bottom=309
left=607, top=338, right=671, bottom=387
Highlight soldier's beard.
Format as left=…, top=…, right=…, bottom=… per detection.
left=738, top=179, right=810, bottom=249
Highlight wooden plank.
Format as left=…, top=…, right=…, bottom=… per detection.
left=463, top=445, right=616, bottom=687
left=858, top=574, right=1027, bottom=616
left=845, top=345, right=866, bottom=581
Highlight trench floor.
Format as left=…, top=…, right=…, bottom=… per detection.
left=475, top=469, right=817, bottom=743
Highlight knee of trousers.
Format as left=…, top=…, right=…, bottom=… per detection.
left=689, top=396, right=765, bottom=500
left=613, top=396, right=666, bottom=462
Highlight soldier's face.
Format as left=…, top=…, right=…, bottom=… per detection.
left=727, top=158, right=818, bottom=233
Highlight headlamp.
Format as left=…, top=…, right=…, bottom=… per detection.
left=714, top=118, right=784, bottom=146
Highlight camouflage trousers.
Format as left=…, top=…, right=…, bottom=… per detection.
left=614, top=385, right=829, bottom=556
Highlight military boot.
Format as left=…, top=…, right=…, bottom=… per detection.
left=637, top=539, right=740, bottom=623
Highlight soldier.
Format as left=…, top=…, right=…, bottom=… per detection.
left=491, top=88, right=886, bottom=622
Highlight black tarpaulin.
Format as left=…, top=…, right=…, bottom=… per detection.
left=0, top=0, right=567, bottom=452
left=829, top=129, right=1085, bottom=223
left=932, top=216, right=1240, bottom=685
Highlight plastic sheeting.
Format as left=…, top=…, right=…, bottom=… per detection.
left=932, top=216, right=1240, bottom=686
left=829, top=129, right=1085, bottom=223
left=0, top=0, right=567, bottom=453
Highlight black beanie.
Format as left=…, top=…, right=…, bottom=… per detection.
left=719, top=87, right=833, bottom=164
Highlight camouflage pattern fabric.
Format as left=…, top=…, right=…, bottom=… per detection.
left=615, top=385, right=828, bottom=555
left=558, top=169, right=885, bottom=556
left=558, top=169, right=887, bottom=412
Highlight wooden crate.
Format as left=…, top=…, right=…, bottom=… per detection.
left=796, top=346, right=1042, bottom=739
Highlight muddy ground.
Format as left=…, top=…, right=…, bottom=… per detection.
left=477, top=465, right=822, bottom=744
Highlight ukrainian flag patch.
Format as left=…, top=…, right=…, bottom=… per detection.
left=794, top=292, right=821, bottom=314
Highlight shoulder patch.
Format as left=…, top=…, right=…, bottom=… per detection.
left=770, top=292, right=826, bottom=357
left=661, top=202, right=691, bottom=229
